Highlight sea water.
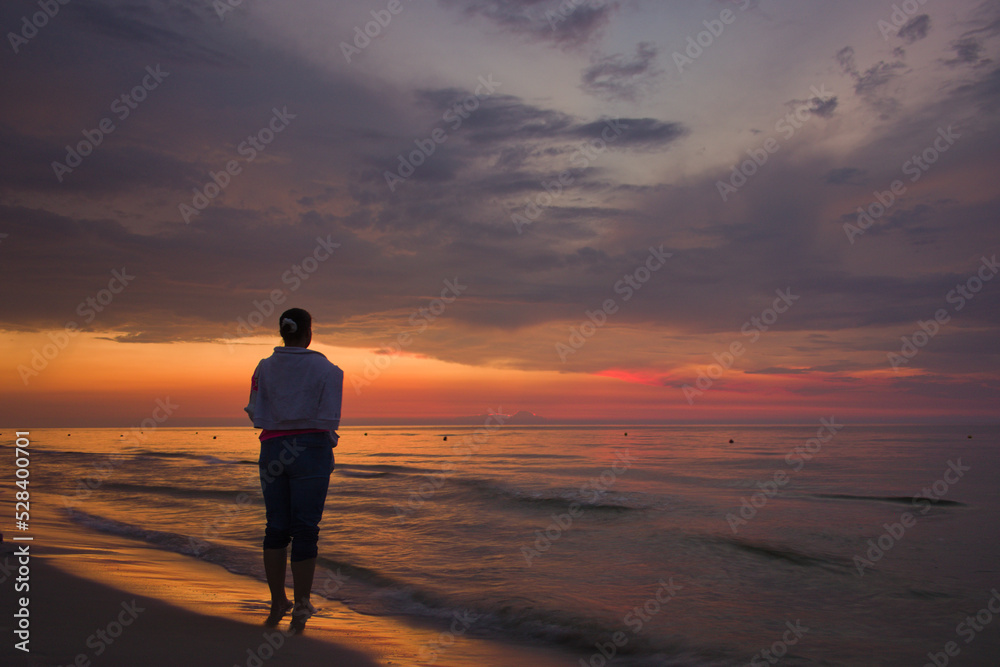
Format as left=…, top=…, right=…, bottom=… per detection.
left=10, top=424, right=1000, bottom=665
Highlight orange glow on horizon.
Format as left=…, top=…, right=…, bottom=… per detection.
left=1, top=329, right=996, bottom=427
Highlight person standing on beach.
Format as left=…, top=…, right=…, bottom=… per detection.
left=244, top=308, right=344, bottom=633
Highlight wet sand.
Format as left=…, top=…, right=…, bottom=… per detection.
left=0, top=495, right=578, bottom=667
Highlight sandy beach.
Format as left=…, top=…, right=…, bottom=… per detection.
left=0, top=548, right=378, bottom=667
left=0, top=493, right=578, bottom=667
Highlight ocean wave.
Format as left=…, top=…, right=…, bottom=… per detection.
left=314, top=553, right=718, bottom=663
left=62, top=507, right=729, bottom=665
left=132, top=450, right=255, bottom=466
left=809, top=493, right=966, bottom=507
left=336, top=462, right=435, bottom=474
left=93, top=480, right=256, bottom=500
left=451, top=476, right=665, bottom=512
left=708, top=536, right=853, bottom=573
left=132, top=450, right=192, bottom=458
left=63, top=508, right=262, bottom=575
left=336, top=469, right=391, bottom=479
left=479, top=452, right=579, bottom=460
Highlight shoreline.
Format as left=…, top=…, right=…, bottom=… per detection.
left=1, top=548, right=378, bottom=667
left=0, top=495, right=579, bottom=667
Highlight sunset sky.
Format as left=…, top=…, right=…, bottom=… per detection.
left=1, top=0, right=999, bottom=426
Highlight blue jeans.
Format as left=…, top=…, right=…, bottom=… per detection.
left=258, top=433, right=334, bottom=562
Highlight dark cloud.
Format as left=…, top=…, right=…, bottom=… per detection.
left=543, top=1, right=612, bottom=45
left=745, top=365, right=861, bottom=379
left=825, top=167, right=866, bottom=185
left=0, top=201, right=482, bottom=344
left=854, top=60, right=907, bottom=95
left=786, top=90, right=839, bottom=119
left=581, top=42, right=661, bottom=101
left=963, top=12, right=1000, bottom=40
left=944, top=37, right=989, bottom=67
left=371, top=86, right=685, bottom=200
left=572, top=118, right=686, bottom=147
left=439, top=0, right=617, bottom=47
left=0, top=122, right=205, bottom=196
left=860, top=204, right=941, bottom=243
left=835, top=46, right=906, bottom=117
left=951, top=66, right=1000, bottom=112
left=897, top=14, right=931, bottom=44
left=745, top=367, right=807, bottom=375
left=834, top=46, right=856, bottom=73
left=1, top=0, right=999, bottom=395
left=67, top=1, right=231, bottom=65
left=943, top=7, right=1000, bottom=68
left=809, top=96, right=839, bottom=118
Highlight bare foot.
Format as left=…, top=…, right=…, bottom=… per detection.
left=264, top=599, right=293, bottom=627
left=288, top=599, right=316, bottom=635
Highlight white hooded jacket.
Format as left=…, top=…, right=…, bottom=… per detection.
left=245, top=347, right=343, bottom=434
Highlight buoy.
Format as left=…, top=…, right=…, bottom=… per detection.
left=213, top=436, right=217, bottom=439
left=729, top=439, right=734, bottom=443
left=364, top=432, right=367, bottom=436
left=443, top=436, right=448, bottom=441
left=624, top=432, right=628, bottom=436
left=967, top=435, right=972, bottom=439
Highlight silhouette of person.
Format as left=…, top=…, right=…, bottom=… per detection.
left=245, top=308, right=343, bottom=633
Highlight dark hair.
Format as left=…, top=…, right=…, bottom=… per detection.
left=278, top=308, right=312, bottom=342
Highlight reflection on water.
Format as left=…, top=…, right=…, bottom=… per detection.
left=15, top=424, right=1000, bottom=665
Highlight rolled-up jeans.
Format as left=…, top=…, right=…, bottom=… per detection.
left=258, top=433, right=334, bottom=562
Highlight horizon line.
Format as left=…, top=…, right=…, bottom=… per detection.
left=4, top=421, right=998, bottom=429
